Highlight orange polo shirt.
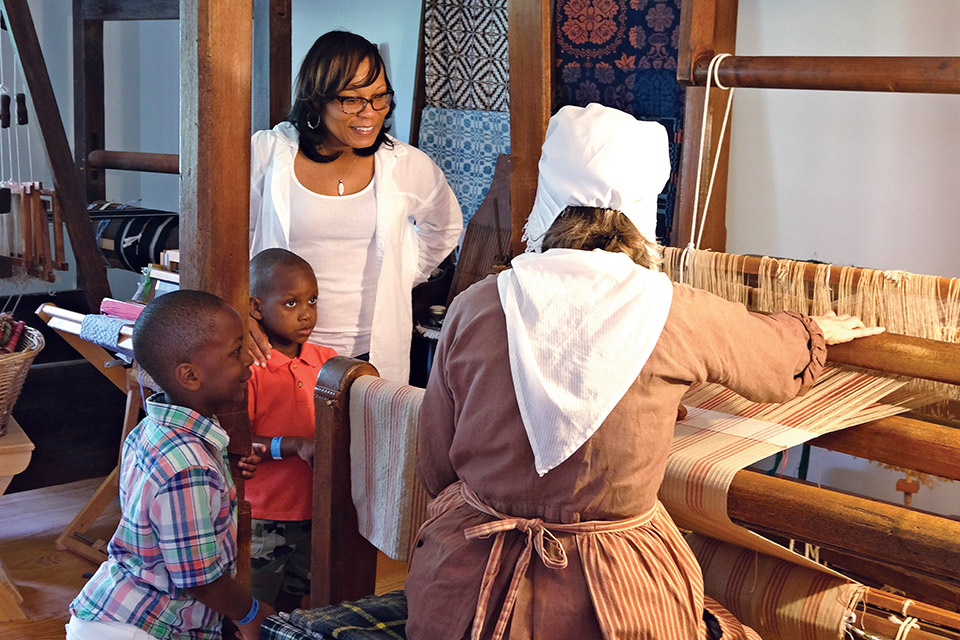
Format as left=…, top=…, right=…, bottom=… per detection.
left=246, top=342, right=337, bottom=521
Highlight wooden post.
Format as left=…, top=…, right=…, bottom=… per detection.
left=507, top=0, right=552, bottom=257
left=73, top=0, right=106, bottom=203
left=179, top=0, right=254, bottom=585
left=408, top=0, right=428, bottom=146
left=1, top=0, right=111, bottom=308
left=252, top=0, right=291, bottom=131
left=673, top=0, right=738, bottom=251
left=311, top=357, right=380, bottom=607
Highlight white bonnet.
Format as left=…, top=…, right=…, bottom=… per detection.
left=522, top=103, right=671, bottom=252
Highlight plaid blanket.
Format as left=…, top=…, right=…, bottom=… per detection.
left=262, top=591, right=407, bottom=640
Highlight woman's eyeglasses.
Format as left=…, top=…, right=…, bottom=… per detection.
left=334, top=91, right=394, bottom=115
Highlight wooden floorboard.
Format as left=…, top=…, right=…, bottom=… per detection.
left=0, top=478, right=119, bottom=640
left=0, top=478, right=408, bottom=640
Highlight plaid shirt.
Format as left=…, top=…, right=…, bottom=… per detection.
left=70, top=394, right=237, bottom=639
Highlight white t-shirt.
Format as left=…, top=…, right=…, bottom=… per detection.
left=288, top=171, right=378, bottom=357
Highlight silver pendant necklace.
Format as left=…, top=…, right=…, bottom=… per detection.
left=330, top=152, right=360, bottom=196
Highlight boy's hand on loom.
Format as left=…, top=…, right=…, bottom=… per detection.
left=237, top=443, right=266, bottom=479
left=811, top=311, right=885, bottom=345
left=291, top=436, right=314, bottom=466
left=235, top=600, right=277, bottom=640
left=247, top=318, right=272, bottom=367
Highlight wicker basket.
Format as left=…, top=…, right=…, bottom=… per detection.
left=0, top=325, right=45, bottom=437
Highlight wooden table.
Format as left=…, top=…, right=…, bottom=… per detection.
left=0, top=416, right=34, bottom=621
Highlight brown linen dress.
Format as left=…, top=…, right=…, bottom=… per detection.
left=405, top=275, right=825, bottom=640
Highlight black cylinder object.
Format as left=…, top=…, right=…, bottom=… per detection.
left=1, top=94, right=9, bottom=128
left=15, top=93, right=26, bottom=125
left=95, top=214, right=179, bottom=272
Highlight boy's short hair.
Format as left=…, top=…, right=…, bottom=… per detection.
left=133, top=290, right=232, bottom=390
left=250, top=248, right=315, bottom=298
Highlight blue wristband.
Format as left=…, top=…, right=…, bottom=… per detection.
left=236, top=597, right=259, bottom=625
left=270, top=436, right=283, bottom=460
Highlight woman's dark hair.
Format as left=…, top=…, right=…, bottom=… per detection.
left=289, top=30, right=395, bottom=163
left=541, top=206, right=662, bottom=269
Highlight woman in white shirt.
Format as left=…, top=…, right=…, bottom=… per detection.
left=250, top=30, right=462, bottom=382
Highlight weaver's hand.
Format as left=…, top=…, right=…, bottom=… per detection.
left=248, top=317, right=272, bottom=367
left=811, top=311, right=885, bottom=345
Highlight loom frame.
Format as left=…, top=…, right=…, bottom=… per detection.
left=306, top=354, right=960, bottom=636
left=656, top=0, right=960, bottom=616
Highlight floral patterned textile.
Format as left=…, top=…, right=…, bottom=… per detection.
left=417, top=106, right=511, bottom=225
left=555, top=0, right=685, bottom=244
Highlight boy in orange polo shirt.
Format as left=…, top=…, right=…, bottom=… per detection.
left=246, top=248, right=337, bottom=611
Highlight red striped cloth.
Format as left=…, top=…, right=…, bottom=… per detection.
left=661, top=365, right=908, bottom=576
left=690, top=535, right=865, bottom=640
left=425, top=481, right=761, bottom=640
left=658, top=366, right=907, bottom=639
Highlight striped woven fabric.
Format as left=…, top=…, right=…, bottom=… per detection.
left=690, top=535, right=866, bottom=640
left=662, top=365, right=909, bottom=573
left=659, top=367, right=908, bottom=638
left=349, top=376, right=431, bottom=562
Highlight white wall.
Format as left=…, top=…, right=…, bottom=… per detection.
left=289, top=1, right=422, bottom=144
left=728, top=0, right=960, bottom=279
left=731, top=1, right=960, bottom=516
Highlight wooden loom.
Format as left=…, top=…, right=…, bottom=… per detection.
left=289, top=3, right=960, bottom=640
left=653, top=0, right=960, bottom=635
left=659, top=250, right=960, bottom=628
left=666, top=0, right=960, bottom=599
left=306, top=343, right=960, bottom=639
left=0, top=0, right=109, bottom=305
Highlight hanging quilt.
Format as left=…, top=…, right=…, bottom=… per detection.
left=424, top=0, right=510, bottom=113
left=554, top=0, right=685, bottom=244
left=417, top=106, right=511, bottom=225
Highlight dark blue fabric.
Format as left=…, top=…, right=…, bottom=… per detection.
left=554, top=0, right=685, bottom=244
left=263, top=591, right=407, bottom=640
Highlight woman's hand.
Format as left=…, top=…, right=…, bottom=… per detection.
left=248, top=317, right=272, bottom=367
left=810, top=311, right=885, bottom=345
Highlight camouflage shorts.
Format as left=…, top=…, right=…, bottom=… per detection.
left=250, top=519, right=312, bottom=603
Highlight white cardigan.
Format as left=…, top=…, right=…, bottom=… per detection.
left=250, top=122, right=462, bottom=382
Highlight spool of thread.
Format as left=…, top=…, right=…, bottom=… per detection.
left=1, top=94, right=10, bottom=128
left=16, top=93, right=27, bottom=125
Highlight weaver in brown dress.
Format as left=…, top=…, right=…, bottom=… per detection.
left=404, top=104, right=882, bottom=640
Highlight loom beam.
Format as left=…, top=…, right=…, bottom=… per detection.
left=733, top=254, right=959, bottom=300
left=814, top=546, right=960, bottom=613
left=827, top=334, right=960, bottom=386
left=86, top=150, right=179, bottom=174
left=810, top=415, right=960, bottom=482
left=689, top=56, right=960, bottom=94
left=727, top=470, right=960, bottom=584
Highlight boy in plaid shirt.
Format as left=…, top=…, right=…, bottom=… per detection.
left=67, top=290, right=277, bottom=640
